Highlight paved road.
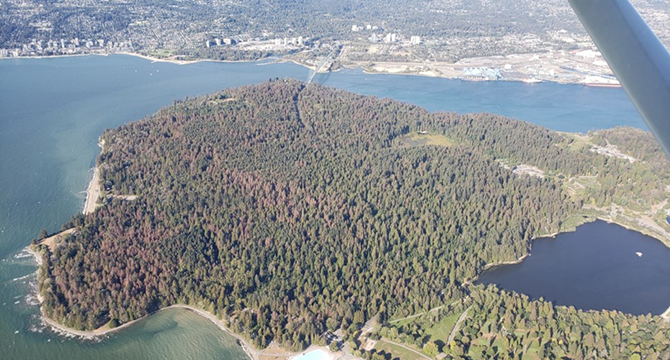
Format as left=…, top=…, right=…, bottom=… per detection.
left=447, top=306, right=472, bottom=346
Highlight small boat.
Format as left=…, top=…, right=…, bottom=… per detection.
left=636, top=252, right=643, bottom=257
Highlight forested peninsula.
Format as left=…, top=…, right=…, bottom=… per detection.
left=33, top=80, right=669, bottom=359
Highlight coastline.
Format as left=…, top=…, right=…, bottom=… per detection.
left=476, top=230, right=560, bottom=275
left=662, top=306, right=670, bottom=322
left=593, top=215, right=670, bottom=248
left=82, top=167, right=100, bottom=215
left=35, top=299, right=339, bottom=360
left=26, top=233, right=338, bottom=360
left=115, top=52, right=279, bottom=66
left=469, top=217, right=670, bottom=320
left=2, top=51, right=611, bottom=87
left=82, top=139, right=104, bottom=215
left=482, top=253, right=531, bottom=271
left=481, top=212, right=670, bottom=274
left=23, top=132, right=336, bottom=359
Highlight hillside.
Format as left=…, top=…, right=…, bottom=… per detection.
left=34, top=80, right=669, bottom=358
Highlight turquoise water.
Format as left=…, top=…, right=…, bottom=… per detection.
left=0, top=54, right=646, bottom=359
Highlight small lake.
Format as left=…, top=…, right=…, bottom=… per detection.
left=476, top=220, right=670, bottom=315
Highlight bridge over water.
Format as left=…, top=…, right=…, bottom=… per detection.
left=307, top=45, right=339, bottom=84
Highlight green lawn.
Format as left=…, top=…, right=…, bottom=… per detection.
left=374, top=340, right=426, bottom=360
left=396, top=132, right=454, bottom=148
left=425, top=313, right=460, bottom=342
left=149, top=49, right=174, bottom=58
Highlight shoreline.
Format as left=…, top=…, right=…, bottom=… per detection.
left=469, top=217, right=670, bottom=320
left=82, top=139, right=104, bottom=215
left=36, top=300, right=340, bottom=360
left=662, top=306, right=670, bottom=322
left=482, top=212, right=670, bottom=273
left=593, top=215, right=670, bottom=248
left=1, top=51, right=615, bottom=87
left=26, top=237, right=338, bottom=360
left=482, top=253, right=531, bottom=271
left=472, top=230, right=560, bottom=277
left=114, top=52, right=258, bottom=66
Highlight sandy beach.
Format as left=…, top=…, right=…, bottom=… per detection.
left=82, top=167, right=100, bottom=215
left=83, top=139, right=104, bottom=215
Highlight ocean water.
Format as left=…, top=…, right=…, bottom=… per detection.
left=0, top=54, right=648, bottom=359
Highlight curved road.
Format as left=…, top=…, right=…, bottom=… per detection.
left=447, top=306, right=472, bottom=346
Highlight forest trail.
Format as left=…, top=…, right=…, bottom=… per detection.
left=388, top=299, right=462, bottom=324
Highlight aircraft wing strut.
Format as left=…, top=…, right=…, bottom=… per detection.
left=568, top=0, right=670, bottom=158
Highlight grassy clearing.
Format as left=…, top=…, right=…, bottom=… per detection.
left=425, top=313, right=460, bottom=343
left=37, top=228, right=76, bottom=253
left=556, top=132, right=591, bottom=152
left=149, top=49, right=173, bottom=58
left=374, top=340, right=426, bottom=360
left=396, top=132, right=454, bottom=148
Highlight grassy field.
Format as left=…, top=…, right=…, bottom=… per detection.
left=424, top=313, right=460, bottom=343
left=395, top=132, right=454, bottom=148
left=374, top=340, right=426, bottom=360
left=149, top=49, right=174, bottom=59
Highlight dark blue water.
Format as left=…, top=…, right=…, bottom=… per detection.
left=320, top=70, right=646, bottom=132
left=0, top=54, right=652, bottom=358
left=477, top=221, right=670, bottom=315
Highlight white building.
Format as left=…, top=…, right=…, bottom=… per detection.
left=410, top=36, right=421, bottom=45
left=384, top=33, right=397, bottom=43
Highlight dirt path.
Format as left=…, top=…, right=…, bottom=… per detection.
left=389, top=300, right=461, bottom=324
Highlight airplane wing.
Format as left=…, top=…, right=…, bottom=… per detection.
left=568, top=0, right=670, bottom=159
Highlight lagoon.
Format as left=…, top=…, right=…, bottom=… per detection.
left=0, top=54, right=650, bottom=359
left=476, top=221, right=670, bottom=316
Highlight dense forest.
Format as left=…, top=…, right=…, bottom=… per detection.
left=35, top=80, right=669, bottom=357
